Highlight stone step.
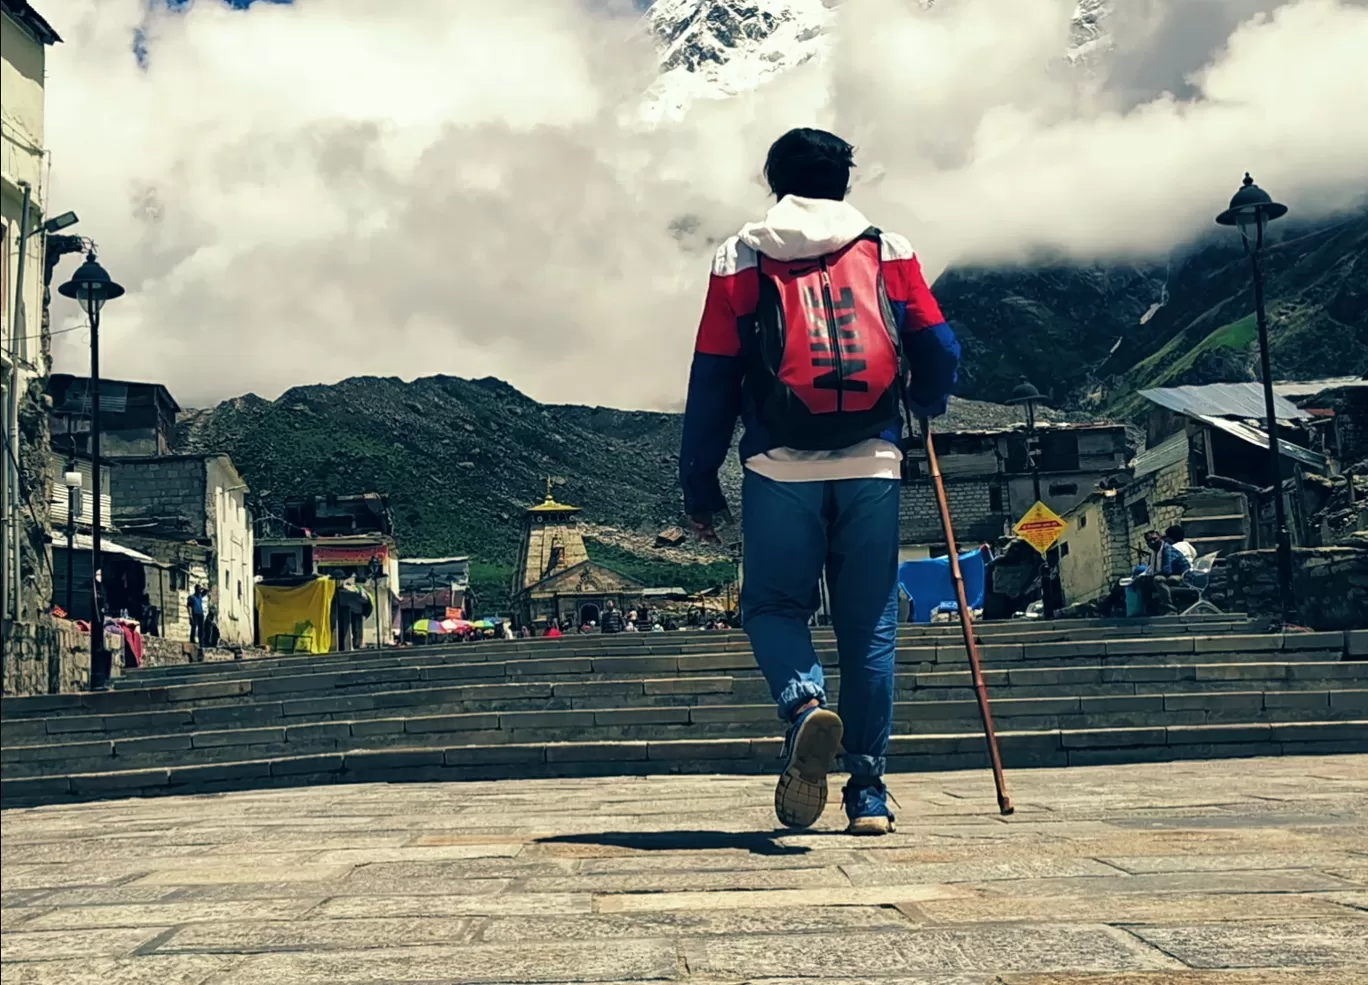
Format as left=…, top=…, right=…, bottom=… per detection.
left=6, top=687, right=1366, bottom=779
left=110, top=617, right=1263, bottom=684
left=4, top=719, right=1364, bottom=807
left=5, top=660, right=1366, bottom=748
left=2, top=634, right=1356, bottom=727
left=82, top=631, right=1360, bottom=702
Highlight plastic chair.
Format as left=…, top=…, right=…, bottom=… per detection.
left=1180, top=553, right=1224, bottom=616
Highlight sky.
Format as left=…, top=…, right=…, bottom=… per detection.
left=41, top=0, right=1368, bottom=411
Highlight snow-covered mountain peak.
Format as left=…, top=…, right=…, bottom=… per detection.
left=643, top=0, right=1114, bottom=121
left=644, top=0, right=834, bottom=121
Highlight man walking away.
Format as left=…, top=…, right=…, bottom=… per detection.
left=600, top=600, right=626, bottom=635
left=187, top=585, right=206, bottom=645
left=680, top=128, right=959, bottom=835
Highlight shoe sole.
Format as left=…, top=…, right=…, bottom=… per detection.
left=774, top=708, right=844, bottom=829
left=846, top=815, right=897, bottom=836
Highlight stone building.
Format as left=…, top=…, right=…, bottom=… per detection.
left=898, top=422, right=1132, bottom=559
left=1, top=0, right=62, bottom=629
left=109, top=454, right=255, bottom=645
left=1055, top=383, right=1338, bottom=609
left=510, top=489, right=644, bottom=628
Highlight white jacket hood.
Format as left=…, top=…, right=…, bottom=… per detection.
left=737, top=196, right=873, bottom=262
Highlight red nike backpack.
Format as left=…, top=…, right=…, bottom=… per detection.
left=746, top=228, right=906, bottom=451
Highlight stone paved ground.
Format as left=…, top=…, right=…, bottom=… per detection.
left=1, top=756, right=1366, bottom=985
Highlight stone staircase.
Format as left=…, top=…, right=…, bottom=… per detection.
left=2, top=615, right=1365, bottom=807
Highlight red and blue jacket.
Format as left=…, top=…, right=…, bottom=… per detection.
left=679, top=230, right=960, bottom=516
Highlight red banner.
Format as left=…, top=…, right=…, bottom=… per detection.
left=314, top=544, right=388, bottom=567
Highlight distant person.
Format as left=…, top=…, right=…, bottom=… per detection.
left=1138, top=529, right=1193, bottom=615
left=544, top=623, right=561, bottom=638
left=1166, top=524, right=1197, bottom=565
left=139, top=592, right=160, bottom=637
left=599, top=600, right=626, bottom=635
left=187, top=584, right=207, bottom=644
left=679, top=128, right=959, bottom=836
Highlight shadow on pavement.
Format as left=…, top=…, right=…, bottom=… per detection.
left=535, top=830, right=809, bottom=856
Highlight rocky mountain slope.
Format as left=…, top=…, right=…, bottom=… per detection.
left=935, top=209, right=1368, bottom=412
left=180, top=379, right=1049, bottom=564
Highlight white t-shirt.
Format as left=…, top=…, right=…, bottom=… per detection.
left=745, top=438, right=902, bottom=483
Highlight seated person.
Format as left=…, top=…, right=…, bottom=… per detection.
left=1135, top=529, right=1192, bottom=615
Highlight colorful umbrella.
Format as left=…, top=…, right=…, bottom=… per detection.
left=412, top=618, right=453, bottom=634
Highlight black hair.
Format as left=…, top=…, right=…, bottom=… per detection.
left=1165, top=524, right=1185, bottom=542
left=764, top=128, right=855, bottom=201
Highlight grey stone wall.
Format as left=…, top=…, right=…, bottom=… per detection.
left=110, top=458, right=208, bottom=538
left=1228, top=546, right=1368, bottom=630
left=900, top=478, right=1004, bottom=546
left=1, top=617, right=91, bottom=695
left=140, top=635, right=240, bottom=668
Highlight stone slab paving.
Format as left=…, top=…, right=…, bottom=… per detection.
left=1, top=756, right=1365, bottom=984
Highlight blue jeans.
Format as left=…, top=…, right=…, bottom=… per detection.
left=739, top=469, right=899, bottom=780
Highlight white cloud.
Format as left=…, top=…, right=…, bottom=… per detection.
left=42, top=0, right=1368, bottom=409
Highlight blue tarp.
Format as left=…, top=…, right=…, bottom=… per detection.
left=898, top=548, right=990, bottom=624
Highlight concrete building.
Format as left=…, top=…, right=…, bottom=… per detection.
left=48, top=375, right=180, bottom=457
left=254, top=494, right=399, bottom=648
left=397, top=557, right=470, bottom=633
left=898, top=422, right=1132, bottom=558
left=1, top=0, right=61, bottom=626
left=109, top=454, right=255, bottom=646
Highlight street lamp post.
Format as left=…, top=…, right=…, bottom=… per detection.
left=1007, top=378, right=1054, bottom=620
left=58, top=253, right=124, bottom=689
left=1216, top=174, right=1295, bottom=628
left=367, top=555, right=384, bottom=650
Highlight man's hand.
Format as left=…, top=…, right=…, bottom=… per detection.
left=689, top=509, right=733, bottom=545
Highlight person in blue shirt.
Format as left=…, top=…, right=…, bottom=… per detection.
left=1139, top=530, right=1191, bottom=615
left=186, top=585, right=207, bottom=644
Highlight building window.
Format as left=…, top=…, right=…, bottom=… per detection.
left=1130, top=500, right=1151, bottom=526
left=989, top=485, right=1005, bottom=513
left=1039, top=432, right=1081, bottom=472
left=1049, top=482, right=1078, bottom=497
left=1059, top=542, right=1070, bottom=558
left=1079, top=513, right=1088, bottom=529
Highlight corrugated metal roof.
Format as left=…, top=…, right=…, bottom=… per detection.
left=57, top=533, right=164, bottom=566
left=1132, top=431, right=1188, bottom=478
left=1140, top=383, right=1310, bottom=421
left=1272, top=377, right=1368, bottom=398
left=1196, top=414, right=1327, bottom=471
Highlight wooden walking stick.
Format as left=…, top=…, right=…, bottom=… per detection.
left=919, top=416, right=1015, bottom=816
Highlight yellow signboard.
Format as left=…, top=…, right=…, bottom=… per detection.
left=1013, top=501, right=1067, bottom=556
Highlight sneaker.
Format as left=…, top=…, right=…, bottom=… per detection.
left=843, top=779, right=897, bottom=836
left=774, top=705, right=844, bottom=829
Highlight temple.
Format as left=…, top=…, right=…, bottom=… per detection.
left=510, top=481, right=643, bottom=629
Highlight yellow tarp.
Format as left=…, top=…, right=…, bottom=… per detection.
left=256, top=578, right=336, bottom=654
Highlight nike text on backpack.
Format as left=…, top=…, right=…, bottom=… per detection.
left=747, top=228, right=904, bottom=451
